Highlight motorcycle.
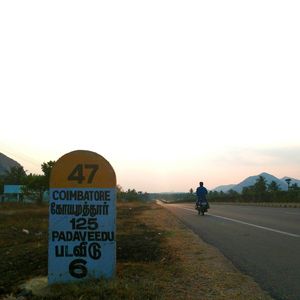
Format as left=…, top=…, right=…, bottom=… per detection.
left=195, top=202, right=209, bottom=215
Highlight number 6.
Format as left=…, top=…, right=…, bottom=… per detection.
left=69, top=259, right=88, bottom=278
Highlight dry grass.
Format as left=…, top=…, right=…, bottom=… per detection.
left=139, top=201, right=273, bottom=300
left=0, top=203, right=48, bottom=295
left=0, top=201, right=273, bottom=299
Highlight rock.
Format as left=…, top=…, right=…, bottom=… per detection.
left=19, top=277, right=49, bottom=297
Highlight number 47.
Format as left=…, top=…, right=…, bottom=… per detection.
left=68, top=164, right=99, bottom=184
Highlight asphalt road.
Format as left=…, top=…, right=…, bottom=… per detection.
left=161, top=202, right=300, bottom=300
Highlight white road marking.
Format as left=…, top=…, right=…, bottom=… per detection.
left=285, top=212, right=300, bottom=216
left=180, top=207, right=300, bottom=238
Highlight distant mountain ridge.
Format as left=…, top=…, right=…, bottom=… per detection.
left=213, top=172, right=300, bottom=193
left=213, top=184, right=236, bottom=193
left=0, top=153, right=22, bottom=176
left=281, top=176, right=300, bottom=187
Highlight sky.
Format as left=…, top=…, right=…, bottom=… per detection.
left=1, top=1, right=299, bottom=192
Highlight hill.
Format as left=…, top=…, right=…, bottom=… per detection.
left=213, top=172, right=300, bottom=193
left=281, top=176, right=300, bottom=187
left=233, top=172, right=287, bottom=193
left=213, top=184, right=236, bottom=193
left=0, top=152, right=22, bottom=176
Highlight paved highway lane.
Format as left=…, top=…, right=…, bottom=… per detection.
left=162, top=203, right=300, bottom=300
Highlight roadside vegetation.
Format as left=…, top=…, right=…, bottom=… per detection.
left=0, top=198, right=272, bottom=299
left=0, top=163, right=151, bottom=204
left=0, top=162, right=55, bottom=204
left=1, top=164, right=299, bottom=205
left=209, top=176, right=300, bottom=203
left=156, top=176, right=300, bottom=204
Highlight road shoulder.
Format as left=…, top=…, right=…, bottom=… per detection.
left=156, top=200, right=273, bottom=299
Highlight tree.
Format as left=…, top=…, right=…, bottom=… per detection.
left=23, top=160, right=56, bottom=204
left=226, top=189, right=239, bottom=201
left=3, top=166, right=27, bottom=185
left=125, top=189, right=139, bottom=201
left=268, top=181, right=280, bottom=192
left=290, top=183, right=299, bottom=191
left=41, top=161, right=56, bottom=189
left=227, top=189, right=239, bottom=196
left=116, top=184, right=123, bottom=200
left=253, top=176, right=267, bottom=201
left=207, top=190, right=220, bottom=201
left=267, top=180, right=280, bottom=202
left=242, top=186, right=255, bottom=201
left=23, top=174, right=46, bottom=204
left=285, top=178, right=292, bottom=190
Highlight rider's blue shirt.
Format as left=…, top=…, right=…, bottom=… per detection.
left=196, top=186, right=208, bottom=203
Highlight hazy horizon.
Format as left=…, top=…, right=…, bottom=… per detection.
left=1, top=1, right=299, bottom=192
left=1, top=149, right=299, bottom=193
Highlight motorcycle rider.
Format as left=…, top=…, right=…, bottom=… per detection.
left=196, top=181, right=208, bottom=208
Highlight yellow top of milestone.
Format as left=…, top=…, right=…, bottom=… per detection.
left=50, top=150, right=116, bottom=188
